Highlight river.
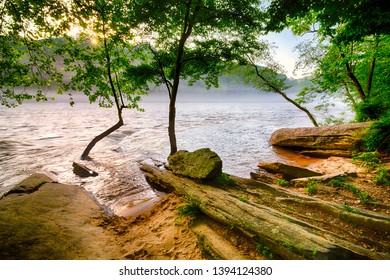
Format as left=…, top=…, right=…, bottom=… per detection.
left=0, top=88, right=316, bottom=216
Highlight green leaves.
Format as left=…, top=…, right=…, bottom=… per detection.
left=266, top=0, right=390, bottom=44
left=1, top=0, right=69, bottom=106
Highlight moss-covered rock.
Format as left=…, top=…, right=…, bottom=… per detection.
left=168, top=148, right=223, bottom=180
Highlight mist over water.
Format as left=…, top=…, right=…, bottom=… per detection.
left=0, top=85, right=317, bottom=216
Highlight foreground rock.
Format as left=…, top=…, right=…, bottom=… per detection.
left=0, top=173, right=119, bottom=259
left=0, top=174, right=205, bottom=260
left=168, top=148, right=222, bottom=180
left=142, top=164, right=390, bottom=260
left=270, top=122, right=371, bottom=157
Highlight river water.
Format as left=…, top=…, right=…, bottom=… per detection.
left=0, top=89, right=315, bottom=216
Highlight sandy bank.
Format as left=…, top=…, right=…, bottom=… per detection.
left=0, top=173, right=202, bottom=260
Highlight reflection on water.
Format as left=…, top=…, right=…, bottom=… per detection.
left=0, top=94, right=314, bottom=216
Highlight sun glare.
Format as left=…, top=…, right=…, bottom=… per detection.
left=90, top=37, right=99, bottom=46
left=68, top=25, right=81, bottom=37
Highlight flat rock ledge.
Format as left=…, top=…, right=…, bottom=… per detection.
left=258, top=162, right=323, bottom=180
left=270, top=122, right=371, bottom=157
left=0, top=173, right=119, bottom=260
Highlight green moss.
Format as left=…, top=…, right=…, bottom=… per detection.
left=209, top=172, right=239, bottom=190
left=255, top=240, right=274, bottom=259
left=305, top=179, right=318, bottom=195
left=177, top=202, right=202, bottom=225
left=277, top=179, right=289, bottom=187
left=328, top=177, right=371, bottom=204
left=374, top=167, right=390, bottom=186
left=239, top=197, right=249, bottom=203
left=342, top=205, right=359, bottom=213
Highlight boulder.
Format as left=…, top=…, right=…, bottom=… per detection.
left=168, top=148, right=223, bottom=180
left=270, top=122, right=371, bottom=157
left=72, top=162, right=98, bottom=178
left=258, top=162, right=323, bottom=180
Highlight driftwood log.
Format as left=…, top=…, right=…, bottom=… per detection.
left=141, top=164, right=390, bottom=260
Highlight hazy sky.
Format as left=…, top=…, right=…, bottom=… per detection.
left=265, top=29, right=314, bottom=78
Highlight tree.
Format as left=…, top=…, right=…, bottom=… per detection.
left=293, top=33, right=390, bottom=123
left=0, top=0, right=69, bottom=107
left=58, top=0, right=150, bottom=159
left=226, top=39, right=319, bottom=126
left=266, top=0, right=390, bottom=44
left=265, top=0, right=390, bottom=123
left=129, top=0, right=264, bottom=155
left=1, top=0, right=152, bottom=159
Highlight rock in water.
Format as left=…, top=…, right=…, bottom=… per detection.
left=168, top=148, right=223, bottom=180
left=72, top=162, right=98, bottom=178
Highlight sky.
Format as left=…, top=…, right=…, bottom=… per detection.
left=264, top=29, right=315, bottom=79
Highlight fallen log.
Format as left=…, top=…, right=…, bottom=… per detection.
left=141, top=164, right=390, bottom=260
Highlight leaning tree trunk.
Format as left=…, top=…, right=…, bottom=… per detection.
left=80, top=10, right=126, bottom=160
left=141, top=164, right=390, bottom=260
left=250, top=63, right=319, bottom=127
left=80, top=118, right=123, bottom=160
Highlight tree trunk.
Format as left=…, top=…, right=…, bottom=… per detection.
left=251, top=64, right=319, bottom=127
left=141, top=164, right=390, bottom=260
left=79, top=9, right=126, bottom=160
left=340, top=53, right=366, bottom=101
left=81, top=118, right=123, bottom=160
left=168, top=98, right=178, bottom=155
left=167, top=0, right=200, bottom=156
left=277, top=90, right=319, bottom=127
left=366, top=37, right=379, bottom=97
left=342, top=80, right=356, bottom=106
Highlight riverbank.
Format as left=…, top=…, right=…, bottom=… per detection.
left=0, top=173, right=203, bottom=260
left=1, top=154, right=389, bottom=260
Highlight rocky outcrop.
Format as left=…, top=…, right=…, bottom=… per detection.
left=168, top=148, right=223, bottom=180
left=270, top=122, right=371, bottom=157
left=257, top=162, right=323, bottom=180
left=0, top=174, right=120, bottom=260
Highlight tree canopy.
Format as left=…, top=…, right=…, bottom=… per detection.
left=266, top=0, right=390, bottom=44
left=0, top=0, right=69, bottom=107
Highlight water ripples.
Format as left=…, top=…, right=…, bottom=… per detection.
left=0, top=99, right=313, bottom=215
